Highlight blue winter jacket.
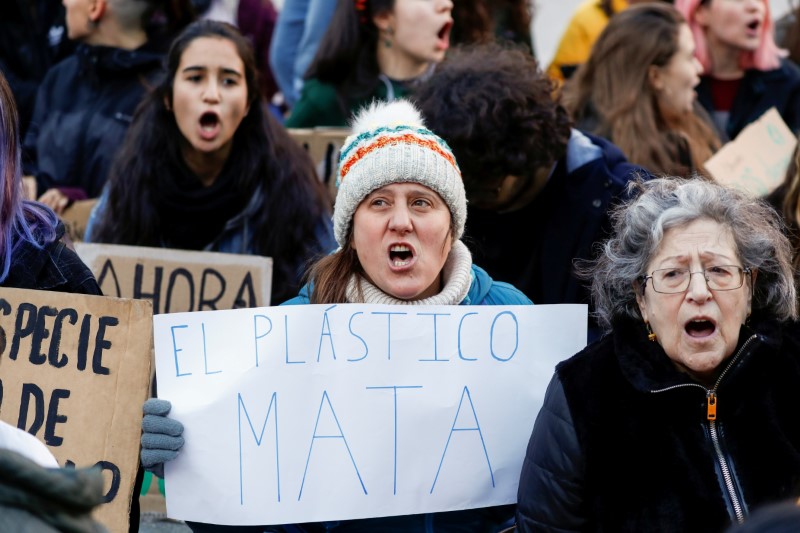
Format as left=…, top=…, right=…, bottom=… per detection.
left=282, top=263, right=531, bottom=307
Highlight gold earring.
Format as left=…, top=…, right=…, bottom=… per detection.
left=646, top=322, right=657, bottom=342
left=383, top=27, right=393, bottom=48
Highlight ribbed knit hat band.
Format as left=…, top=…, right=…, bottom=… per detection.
left=333, top=100, right=467, bottom=247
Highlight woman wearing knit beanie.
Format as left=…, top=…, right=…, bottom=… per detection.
left=281, top=99, right=531, bottom=530
left=285, top=98, right=531, bottom=310
left=140, top=99, right=531, bottom=533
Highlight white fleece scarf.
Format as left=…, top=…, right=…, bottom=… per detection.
left=345, top=240, right=473, bottom=306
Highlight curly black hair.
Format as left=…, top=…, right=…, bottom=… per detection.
left=414, top=42, right=571, bottom=205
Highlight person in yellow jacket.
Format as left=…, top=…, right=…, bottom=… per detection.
left=547, top=0, right=629, bottom=83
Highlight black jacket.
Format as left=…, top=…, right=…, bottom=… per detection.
left=516, top=318, right=800, bottom=532
left=23, top=42, right=164, bottom=198
left=2, top=221, right=100, bottom=295
left=0, top=0, right=74, bottom=138
left=696, top=59, right=800, bottom=141
left=464, top=131, right=646, bottom=341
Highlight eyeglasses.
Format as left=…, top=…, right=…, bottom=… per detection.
left=642, top=265, right=752, bottom=294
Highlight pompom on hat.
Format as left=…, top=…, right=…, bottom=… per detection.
left=333, top=99, right=467, bottom=247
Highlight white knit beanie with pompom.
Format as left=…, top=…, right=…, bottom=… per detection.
left=333, top=99, right=467, bottom=247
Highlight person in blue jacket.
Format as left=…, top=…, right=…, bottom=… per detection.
left=140, top=98, right=531, bottom=532
left=414, top=42, right=649, bottom=342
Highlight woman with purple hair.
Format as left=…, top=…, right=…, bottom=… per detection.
left=0, top=70, right=99, bottom=294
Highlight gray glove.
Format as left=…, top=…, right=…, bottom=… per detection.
left=141, top=398, right=184, bottom=478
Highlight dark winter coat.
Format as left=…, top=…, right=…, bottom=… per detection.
left=3, top=221, right=100, bottom=295
left=464, top=130, right=646, bottom=341
left=23, top=42, right=164, bottom=198
left=0, top=0, right=74, bottom=138
left=516, top=317, right=800, bottom=532
left=696, top=59, right=800, bottom=141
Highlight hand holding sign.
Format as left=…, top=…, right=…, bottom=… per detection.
left=141, top=398, right=184, bottom=478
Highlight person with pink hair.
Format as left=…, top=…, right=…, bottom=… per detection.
left=676, top=0, right=800, bottom=140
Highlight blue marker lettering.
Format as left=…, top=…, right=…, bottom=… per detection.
left=371, top=312, right=407, bottom=360
left=366, top=385, right=422, bottom=494
left=490, top=311, right=518, bottom=362
left=170, top=325, right=191, bottom=377
left=430, top=386, right=495, bottom=493
left=317, top=305, right=337, bottom=362
left=237, top=392, right=280, bottom=504
left=457, top=312, right=479, bottom=361
left=202, top=323, right=221, bottom=375
left=417, top=313, right=450, bottom=362
left=253, top=314, right=272, bottom=367
left=298, top=391, right=367, bottom=500
left=347, top=312, right=369, bottom=362
left=285, top=315, right=305, bottom=364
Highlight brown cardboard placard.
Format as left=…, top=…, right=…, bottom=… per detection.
left=704, top=107, right=797, bottom=197
left=0, top=287, right=153, bottom=533
left=74, top=243, right=273, bottom=312
left=60, top=199, right=98, bottom=243
left=288, top=127, right=350, bottom=205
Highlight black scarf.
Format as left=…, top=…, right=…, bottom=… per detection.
left=155, top=156, right=247, bottom=250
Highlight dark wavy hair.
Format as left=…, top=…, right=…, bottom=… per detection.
left=450, top=0, right=492, bottom=45
left=304, top=0, right=394, bottom=116
left=413, top=42, right=571, bottom=206
left=92, top=20, right=331, bottom=302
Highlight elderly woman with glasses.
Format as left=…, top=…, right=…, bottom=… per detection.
left=515, top=177, right=800, bottom=532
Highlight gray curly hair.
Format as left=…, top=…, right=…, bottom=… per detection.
left=590, top=177, right=797, bottom=330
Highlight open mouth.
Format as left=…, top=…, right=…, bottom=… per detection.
left=746, top=19, right=761, bottom=32
left=685, top=319, right=716, bottom=338
left=436, top=21, right=452, bottom=48
left=389, top=244, right=415, bottom=267
left=200, top=111, right=219, bottom=129
left=199, top=111, right=220, bottom=138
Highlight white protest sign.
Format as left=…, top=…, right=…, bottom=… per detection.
left=153, top=303, right=587, bottom=525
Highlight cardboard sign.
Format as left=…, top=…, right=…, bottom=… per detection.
left=704, top=107, right=797, bottom=197
left=0, top=287, right=153, bottom=533
left=60, top=199, right=98, bottom=243
left=75, top=243, right=273, bottom=312
left=153, top=303, right=587, bottom=525
left=288, top=127, right=350, bottom=205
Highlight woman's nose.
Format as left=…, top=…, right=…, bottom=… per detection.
left=388, top=206, right=413, bottom=232
left=202, top=81, right=221, bottom=102
left=686, top=271, right=712, bottom=302
left=438, top=0, right=454, bottom=12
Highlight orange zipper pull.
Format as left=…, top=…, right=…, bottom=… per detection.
left=707, top=391, right=717, bottom=420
